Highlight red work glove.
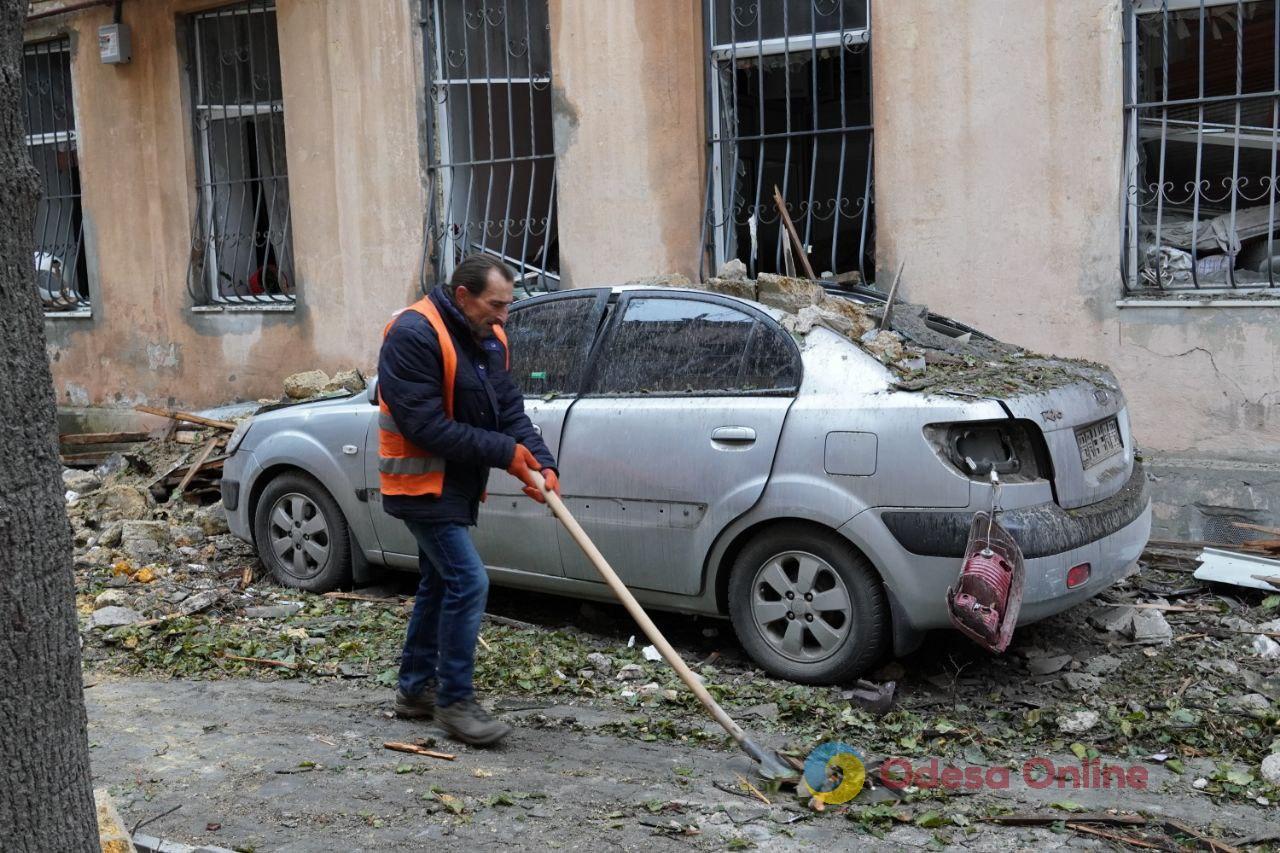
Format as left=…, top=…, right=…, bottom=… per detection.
left=506, top=443, right=544, bottom=503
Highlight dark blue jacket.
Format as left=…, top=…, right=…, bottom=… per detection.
left=377, top=285, right=555, bottom=525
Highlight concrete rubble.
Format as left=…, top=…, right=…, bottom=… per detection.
left=61, top=368, right=375, bottom=649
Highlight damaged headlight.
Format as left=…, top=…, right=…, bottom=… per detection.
left=226, top=418, right=254, bottom=455
left=927, top=420, right=1051, bottom=481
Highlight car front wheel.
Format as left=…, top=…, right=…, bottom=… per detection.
left=728, top=526, right=888, bottom=684
left=253, top=471, right=352, bottom=592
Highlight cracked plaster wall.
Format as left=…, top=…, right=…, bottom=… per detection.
left=872, top=1, right=1278, bottom=465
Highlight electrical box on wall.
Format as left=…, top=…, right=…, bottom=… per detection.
left=98, top=23, right=131, bottom=64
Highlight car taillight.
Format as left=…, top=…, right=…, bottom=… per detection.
left=926, top=419, right=1051, bottom=481
left=1066, top=563, right=1091, bottom=589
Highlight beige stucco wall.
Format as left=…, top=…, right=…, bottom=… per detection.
left=872, top=0, right=1280, bottom=463
left=549, top=0, right=706, bottom=288
left=32, top=0, right=424, bottom=408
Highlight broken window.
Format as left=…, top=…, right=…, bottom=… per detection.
left=23, top=38, right=89, bottom=313
left=1125, top=0, right=1280, bottom=292
left=702, top=0, right=874, bottom=284
left=424, top=0, right=559, bottom=292
left=186, top=1, right=295, bottom=305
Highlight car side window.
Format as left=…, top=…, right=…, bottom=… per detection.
left=589, top=296, right=799, bottom=395
left=504, top=296, right=599, bottom=397
left=741, top=319, right=802, bottom=390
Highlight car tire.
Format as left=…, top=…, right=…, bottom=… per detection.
left=728, top=525, right=887, bottom=684
left=253, top=471, right=352, bottom=593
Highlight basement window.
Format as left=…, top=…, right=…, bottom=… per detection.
left=424, top=0, right=559, bottom=292
left=1124, top=0, right=1280, bottom=295
left=23, top=38, right=90, bottom=314
left=186, top=1, right=295, bottom=305
left=702, top=0, right=874, bottom=284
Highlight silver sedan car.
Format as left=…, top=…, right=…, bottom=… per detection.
left=222, top=285, right=1151, bottom=683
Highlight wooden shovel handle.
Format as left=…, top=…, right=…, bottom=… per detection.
left=528, top=469, right=749, bottom=745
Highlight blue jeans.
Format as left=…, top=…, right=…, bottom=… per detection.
left=397, top=521, right=489, bottom=708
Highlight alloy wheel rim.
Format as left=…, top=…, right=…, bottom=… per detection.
left=749, top=550, right=853, bottom=663
left=267, top=492, right=331, bottom=580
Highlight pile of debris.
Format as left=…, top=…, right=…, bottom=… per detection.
left=640, top=266, right=1115, bottom=398
left=62, top=368, right=370, bottom=642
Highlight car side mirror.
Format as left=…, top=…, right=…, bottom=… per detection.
left=366, top=376, right=378, bottom=405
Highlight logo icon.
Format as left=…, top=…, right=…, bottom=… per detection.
left=803, top=742, right=865, bottom=804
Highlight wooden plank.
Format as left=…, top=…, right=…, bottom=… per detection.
left=323, top=591, right=406, bottom=605
left=879, top=260, right=906, bottom=331
left=175, top=437, right=220, bottom=497
left=133, top=404, right=236, bottom=431
left=61, top=452, right=116, bottom=468
left=1232, top=521, right=1280, bottom=537
left=383, top=742, right=456, bottom=761
left=58, top=431, right=151, bottom=446
left=160, top=456, right=226, bottom=484
left=772, top=184, right=818, bottom=280
left=987, top=813, right=1146, bottom=827
left=223, top=654, right=296, bottom=670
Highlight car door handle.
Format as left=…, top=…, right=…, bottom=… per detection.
left=711, top=426, right=756, bottom=443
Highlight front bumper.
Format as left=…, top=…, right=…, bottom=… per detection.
left=840, top=463, right=1152, bottom=635
left=221, top=450, right=257, bottom=545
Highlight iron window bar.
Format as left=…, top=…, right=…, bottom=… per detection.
left=1122, top=0, right=1280, bottom=293
left=423, top=0, right=559, bottom=295
left=23, top=37, right=90, bottom=313
left=185, top=0, right=295, bottom=306
left=700, top=0, right=875, bottom=286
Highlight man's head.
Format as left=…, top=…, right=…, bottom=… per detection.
left=450, top=255, right=515, bottom=338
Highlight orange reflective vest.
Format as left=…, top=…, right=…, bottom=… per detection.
left=377, top=296, right=509, bottom=497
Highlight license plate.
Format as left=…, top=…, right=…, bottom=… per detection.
left=1076, top=417, right=1123, bottom=469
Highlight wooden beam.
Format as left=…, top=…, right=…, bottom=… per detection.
left=133, top=405, right=236, bottom=431
left=772, top=184, right=818, bottom=280
left=58, top=431, right=152, bottom=446
left=174, top=438, right=221, bottom=497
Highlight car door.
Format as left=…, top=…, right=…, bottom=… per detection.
left=472, top=289, right=609, bottom=575
left=554, top=291, right=801, bottom=595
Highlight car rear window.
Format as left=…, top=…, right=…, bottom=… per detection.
left=589, top=296, right=799, bottom=395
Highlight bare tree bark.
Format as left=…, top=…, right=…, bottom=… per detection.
left=0, top=0, right=99, bottom=849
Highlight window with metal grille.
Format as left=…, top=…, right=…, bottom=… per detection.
left=1124, top=0, right=1280, bottom=293
left=424, top=0, right=559, bottom=293
left=186, top=1, right=294, bottom=305
left=701, top=0, right=873, bottom=285
left=23, top=38, right=89, bottom=313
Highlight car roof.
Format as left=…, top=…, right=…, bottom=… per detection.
left=566, top=285, right=792, bottom=322
left=545, top=284, right=991, bottom=343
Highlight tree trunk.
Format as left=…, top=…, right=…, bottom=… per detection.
left=0, top=0, right=99, bottom=849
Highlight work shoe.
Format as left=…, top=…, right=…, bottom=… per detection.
left=393, top=685, right=436, bottom=719
left=434, top=698, right=512, bottom=746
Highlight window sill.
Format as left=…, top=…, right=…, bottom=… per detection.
left=192, top=302, right=296, bottom=314
left=1116, top=294, right=1280, bottom=309
left=44, top=308, right=92, bottom=319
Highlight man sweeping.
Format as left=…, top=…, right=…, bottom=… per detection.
left=377, top=254, right=559, bottom=745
